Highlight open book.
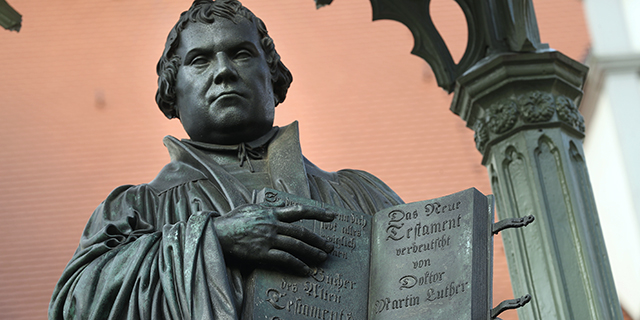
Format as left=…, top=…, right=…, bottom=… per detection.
left=242, top=187, right=494, bottom=320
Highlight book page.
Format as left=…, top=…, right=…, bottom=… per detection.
left=244, top=188, right=373, bottom=320
left=368, top=188, right=491, bottom=320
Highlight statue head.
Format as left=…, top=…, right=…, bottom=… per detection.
left=155, top=0, right=293, bottom=144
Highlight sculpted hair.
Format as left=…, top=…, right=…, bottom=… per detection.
left=155, top=0, right=292, bottom=119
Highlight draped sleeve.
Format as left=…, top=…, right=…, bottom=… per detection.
left=49, top=182, right=242, bottom=320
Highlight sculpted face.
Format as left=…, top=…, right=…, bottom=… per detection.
left=174, top=18, right=275, bottom=145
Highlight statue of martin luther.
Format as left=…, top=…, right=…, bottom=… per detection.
left=49, top=1, right=403, bottom=319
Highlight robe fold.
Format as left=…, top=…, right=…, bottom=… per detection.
left=49, top=122, right=403, bottom=320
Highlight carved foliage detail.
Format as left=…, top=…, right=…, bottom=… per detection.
left=487, top=99, right=519, bottom=134
left=473, top=92, right=585, bottom=153
left=518, top=91, right=555, bottom=123
left=556, top=96, right=585, bottom=132
left=474, top=120, right=489, bottom=154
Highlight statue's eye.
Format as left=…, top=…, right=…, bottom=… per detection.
left=234, top=50, right=253, bottom=60
left=191, top=56, right=209, bottom=66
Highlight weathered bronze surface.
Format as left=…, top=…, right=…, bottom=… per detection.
left=48, top=0, right=531, bottom=319
left=243, top=188, right=499, bottom=320
left=49, top=1, right=403, bottom=319
left=368, top=188, right=492, bottom=320
left=244, top=189, right=372, bottom=320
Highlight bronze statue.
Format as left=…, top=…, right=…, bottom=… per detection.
left=49, top=0, right=402, bottom=319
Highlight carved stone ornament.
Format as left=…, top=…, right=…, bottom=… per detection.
left=518, top=91, right=555, bottom=123
left=474, top=120, right=490, bottom=154
left=473, top=92, right=586, bottom=153
left=487, top=99, right=519, bottom=134
left=555, top=95, right=585, bottom=132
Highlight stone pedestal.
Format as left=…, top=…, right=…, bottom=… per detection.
left=451, top=50, right=623, bottom=319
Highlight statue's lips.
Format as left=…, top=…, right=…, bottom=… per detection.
left=210, top=91, right=244, bottom=103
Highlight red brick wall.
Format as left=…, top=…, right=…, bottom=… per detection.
left=0, top=1, right=593, bottom=319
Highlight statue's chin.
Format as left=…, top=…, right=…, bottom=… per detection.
left=188, top=123, right=274, bottom=145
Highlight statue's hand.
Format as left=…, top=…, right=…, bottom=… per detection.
left=212, top=203, right=335, bottom=275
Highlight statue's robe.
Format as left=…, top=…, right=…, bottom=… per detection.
left=49, top=122, right=403, bottom=320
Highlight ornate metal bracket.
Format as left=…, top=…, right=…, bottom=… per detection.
left=368, top=0, right=547, bottom=92
left=492, top=215, right=535, bottom=235
left=491, top=294, right=532, bottom=319
left=318, top=0, right=548, bottom=92
left=490, top=217, right=534, bottom=317
left=369, top=0, right=488, bottom=92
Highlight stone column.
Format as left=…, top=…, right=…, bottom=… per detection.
left=451, top=50, right=623, bottom=319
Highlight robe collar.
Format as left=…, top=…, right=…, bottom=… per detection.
left=161, top=121, right=311, bottom=205
left=181, top=127, right=279, bottom=173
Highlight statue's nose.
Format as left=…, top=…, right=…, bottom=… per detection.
left=213, top=53, right=239, bottom=84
